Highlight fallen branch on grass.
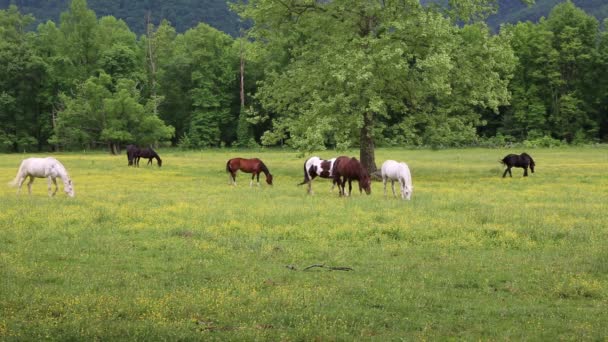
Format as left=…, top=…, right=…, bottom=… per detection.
left=303, top=264, right=353, bottom=271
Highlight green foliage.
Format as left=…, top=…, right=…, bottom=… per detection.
left=523, top=134, right=564, bottom=147
left=52, top=73, right=174, bottom=149
left=503, top=2, right=604, bottom=143
left=240, top=1, right=517, bottom=155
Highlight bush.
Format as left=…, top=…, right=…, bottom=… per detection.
left=523, top=135, right=564, bottom=148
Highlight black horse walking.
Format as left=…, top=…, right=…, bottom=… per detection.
left=501, top=153, right=535, bottom=177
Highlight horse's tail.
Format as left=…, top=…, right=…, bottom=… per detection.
left=226, top=160, right=232, bottom=173
left=298, top=160, right=310, bottom=185
left=8, top=160, right=25, bottom=187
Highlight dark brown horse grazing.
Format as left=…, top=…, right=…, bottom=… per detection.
left=134, top=146, right=162, bottom=167
left=501, top=152, right=535, bottom=177
left=226, top=158, right=273, bottom=187
left=332, top=156, right=371, bottom=196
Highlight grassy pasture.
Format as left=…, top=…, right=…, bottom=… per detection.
left=1, top=147, right=607, bottom=340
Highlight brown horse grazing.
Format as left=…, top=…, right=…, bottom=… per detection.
left=332, top=156, right=371, bottom=196
left=135, top=147, right=162, bottom=167
left=226, top=158, right=273, bottom=187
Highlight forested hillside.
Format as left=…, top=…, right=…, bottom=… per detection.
left=0, top=0, right=241, bottom=36
left=1, top=0, right=607, bottom=37
left=487, top=0, right=608, bottom=30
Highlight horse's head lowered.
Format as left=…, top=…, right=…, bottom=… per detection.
left=359, top=173, right=371, bottom=195
left=266, top=173, right=273, bottom=185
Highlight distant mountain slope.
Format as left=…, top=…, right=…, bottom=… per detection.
left=487, top=0, right=608, bottom=30
left=0, top=0, right=605, bottom=37
left=0, top=0, right=241, bottom=36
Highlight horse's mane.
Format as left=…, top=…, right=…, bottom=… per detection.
left=259, top=161, right=270, bottom=176
left=521, top=152, right=535, bottom=166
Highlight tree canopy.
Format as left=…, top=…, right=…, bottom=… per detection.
left=0, top=0, right=607, bottom=155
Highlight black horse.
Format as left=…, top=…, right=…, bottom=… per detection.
left=126, top=145, right=162, bottom=167
left=126, top=144, right=139, bottom=166
left=501, top=152, right=535, bottom=177
left=135, top=147, right=162, bottom=167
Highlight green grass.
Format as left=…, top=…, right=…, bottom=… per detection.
left=1, top=147, right=607, bottom=340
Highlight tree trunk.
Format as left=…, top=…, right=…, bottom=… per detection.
left=359, top=111, right=377, bottom=176
left=110, top=143, right=119, bottom=155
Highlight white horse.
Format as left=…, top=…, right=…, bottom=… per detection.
left=381, top=160, right=413, bottom=200
left=8, top=157, right=75, bottom=197
left=298, top=156, right=338, bottom=194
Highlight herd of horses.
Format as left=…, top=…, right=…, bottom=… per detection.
left=7, top=148, right=536, bottom=199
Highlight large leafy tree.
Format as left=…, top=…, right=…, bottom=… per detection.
left=238, top=0, right=526, bottom=172
left=51, top=73, right=174, bottom=152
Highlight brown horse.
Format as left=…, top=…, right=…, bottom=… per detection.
left=332, top=156, right=371, bottom=196
left=226, top=158, right=273, bottom=187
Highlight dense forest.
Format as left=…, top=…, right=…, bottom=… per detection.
left=1, top=0, right=607, bottom=172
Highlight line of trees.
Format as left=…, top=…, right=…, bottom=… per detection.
left=1, top=0, right=607, bottom=169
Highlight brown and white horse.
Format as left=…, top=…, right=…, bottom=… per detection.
left=298, top=156, right=337, bottom=194
left=226, top=158, right=273, bottom=187
left=332, top=156, right=371, bottom=197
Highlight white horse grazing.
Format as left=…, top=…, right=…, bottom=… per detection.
left=8, top=157, right=75, bottom=197
left=381, top=160, right=413, bottom=200
left=298, top=156, right=338, bottom=194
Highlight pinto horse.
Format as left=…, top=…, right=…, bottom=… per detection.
left=133, top=146, right=162, bottom=167
left=8, top=157, right=75, bottom=197
left=226, top=158, right=273, bottom=187
left=332, top=156, right=371, bottom=196
left=298, top=156, right=338, bottom=194
left=501, top=152, right=535, bottom=177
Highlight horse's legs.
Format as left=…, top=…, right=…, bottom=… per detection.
left=27, top=176, right=35, bottom=195
left=400, top=178, right=406, bottom=200
left=48, top=177, right=58, bottom=197
left=347, top=179, right=352, bottom=196
left=523, top=167, right=528, bottom=177
left=250, top=173, right=255, bottom=187
left=307, top=181, right=313, bottom=195
left=256, top=172, right=261, bottom=187
left=502, top=167, right=512, bottom=178
left=391, top=180, right=397, bottom=198
left=383, top=177, right=387, bottom=197
left=147, top=158, right=152, bottom=166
